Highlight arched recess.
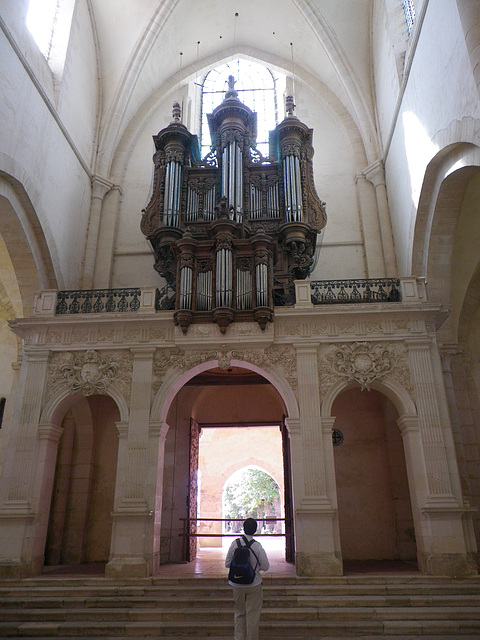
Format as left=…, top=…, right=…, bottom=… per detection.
left=40, top=386, right=128, bottom=568
left=331, top=385, right=417, bottom=563
left=150, top=358, right=297, bottom=565
left=323, top=376, right=419, bottom=565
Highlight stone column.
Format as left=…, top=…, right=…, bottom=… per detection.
left=106, top=347, right=155, bottom=577
left=82, top=176, right=114, bottom=290
left=290, top=344, right=342, bottom=576
left=456, top=0, right=480, bottom=99
left=355, top=173, right=386, bottom=276
left=0, top=349, right=51, bottom=576
left=364, top=161, right=397, bottom=277
left=406, top=338, right=476, bottom=575
left=92, top=185, right=122, bottom=288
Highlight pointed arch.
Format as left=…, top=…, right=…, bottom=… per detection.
left=0, top=168, right=58, bottom=313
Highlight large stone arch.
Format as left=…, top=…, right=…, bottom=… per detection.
left=411, top=120, right=480, bottom=344
left=151, top=357, right=299, bottom=425
left=0, top=161, right=59, bottom=305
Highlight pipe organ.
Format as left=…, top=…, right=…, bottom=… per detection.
left=141, top=77, right=326, bottom=333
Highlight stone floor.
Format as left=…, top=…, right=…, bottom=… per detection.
left=41, top=539, right=420, bottom=579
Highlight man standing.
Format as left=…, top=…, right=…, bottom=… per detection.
left=225, top=517, right=270, bottom=640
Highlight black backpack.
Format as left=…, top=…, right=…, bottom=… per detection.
left=228, top=535, right=259, bottom=584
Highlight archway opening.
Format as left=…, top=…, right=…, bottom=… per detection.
left=160, top=365, right=293, bottom=565
left=44, top=394, right=119, bottom=570
left=332, top=387, right=417, bottom=569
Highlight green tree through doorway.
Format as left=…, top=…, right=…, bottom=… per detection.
left=224, top=468, right=280, bottom=533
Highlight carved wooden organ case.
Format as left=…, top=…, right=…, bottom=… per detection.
left=141, top=79, right=327, bottom=333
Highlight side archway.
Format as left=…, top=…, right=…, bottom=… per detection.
left=322, top=376, right=419, bottom=566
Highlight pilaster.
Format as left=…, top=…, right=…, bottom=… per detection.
left=405, top=339, right=477, bottom=575
left=106, top=347, right=156, bottom=577
left=289, top=345, right=342, bottom=576
left=0, top=349, right=52, bottom=576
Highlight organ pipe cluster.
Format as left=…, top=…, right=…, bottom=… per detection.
left=141, top=78, right=327, bottom=333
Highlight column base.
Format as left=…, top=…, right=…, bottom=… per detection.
left=0, top=561, right=35, bottom=578
left=418, top=552, right=478, bottom=577
left=105, top=556, right=150, bottom=578
left=295, top=551, right=342, bottom=576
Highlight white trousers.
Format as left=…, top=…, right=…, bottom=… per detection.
left=232, top=583, right=263, bottom=640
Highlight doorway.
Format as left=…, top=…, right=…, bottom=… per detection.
left=198, top=428, right=284, bottom=554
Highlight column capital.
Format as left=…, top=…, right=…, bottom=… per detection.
left=397, top=414, right=420, bottom=435
left=284, top=417, right=301, bottom=435
left=148, top=421, right=169, bottom=439
left=363, top=159, right=386, bottom=187
left=37, top=423, right=63, bottom=442
left=91, top=175, right=115, bottom=199
left=130, top=346, right=156, bottom=359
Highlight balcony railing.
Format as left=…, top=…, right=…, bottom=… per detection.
left=56, top=288, right=141, bottom=314
left=36, top=278, right=418, bottom=318
left=310, top=278, right=402, bottom=305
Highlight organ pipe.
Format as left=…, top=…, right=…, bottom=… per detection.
left=215, top=247, right=233, bottom=307
left=164, top=160, right=182, bottom=226
left=196, top=271, right=212, bottom=310
left=283, top=154, right=302, bottom=222
left=236, top=269, right=252, bottom=310
left=255, top=263, right=268, bottom=307
left=179, top=266, right=192, bottom=309
left=222, top=141, right=243, bottom=221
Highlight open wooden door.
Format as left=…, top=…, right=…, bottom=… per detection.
left=281, top=416, right=294, bottom=563
left=187, top=418, right=200, bottom=562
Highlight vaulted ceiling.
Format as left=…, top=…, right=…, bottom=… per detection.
left=88, top=0, right=378, bottom=175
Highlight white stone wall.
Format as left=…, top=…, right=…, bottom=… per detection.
left=0, top=0, right=99, bottom=287
left=374, top=0, right=480, bottom=276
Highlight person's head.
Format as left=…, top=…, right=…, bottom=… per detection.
left=243, top=517, right=257, bottom=535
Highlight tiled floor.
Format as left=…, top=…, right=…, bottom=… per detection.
left=156, top=546, right=297, bottom=578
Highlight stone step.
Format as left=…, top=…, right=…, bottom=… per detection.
left=1, top=618, right=480, bottom=638
left=2, top=593, right=480, bottom=611
left=2, top=579, right=480, bottom=596
left=2, top=604, right=480, bottom=623
left=1, top=576, right=479, bottom=638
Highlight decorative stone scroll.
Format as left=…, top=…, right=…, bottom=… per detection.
left=318, top=341, right=412, bottom=395
left=47, top=349, right=132, bottom=402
